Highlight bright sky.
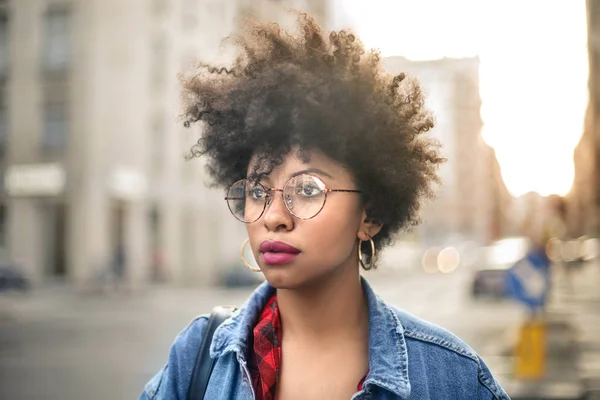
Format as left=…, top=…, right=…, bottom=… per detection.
left=336, top=0, right=589, bottom=197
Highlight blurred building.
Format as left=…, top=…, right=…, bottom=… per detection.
left=567, top=105, right=596, bottom=237
left=1, top=0, right=328, bottom=289
left=383, top=56, right=511, bottom=246
left=569, top=0, right=600, bottom=239
left=484, top=145, right=513, bottom=240
left=571, top=0, right=600, bottom=238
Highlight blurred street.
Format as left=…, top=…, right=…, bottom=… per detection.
left=1, top=261, right=599, bottom=400
left=0, top=266, right=525, bottom=400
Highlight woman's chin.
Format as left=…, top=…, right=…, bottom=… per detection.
left=262, top=268, right=330, bottom=291
left=262, top=271, right=298, bottom=290
left=261, top=268, right=312, bottom=290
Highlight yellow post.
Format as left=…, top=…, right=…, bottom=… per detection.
left=514, top=319, right=547, bottom=380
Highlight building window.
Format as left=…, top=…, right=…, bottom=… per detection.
left=0, top=85, right=6, bottom=153
left=42, top=81, right=69, bottom=150
left=42, top=7, right=71, bottom=72
left=0, top=0, right=8, bottom=155
left=0, top=10, right=8, bottom=76
left=42, top=102, right=68, bottom=150
left=0, top=203, right=6, bottom=250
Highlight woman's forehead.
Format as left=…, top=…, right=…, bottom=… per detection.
left=247, top=147, right=350, bottom=181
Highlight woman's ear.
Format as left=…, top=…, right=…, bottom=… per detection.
left=357, top=208, right=382, bottom=241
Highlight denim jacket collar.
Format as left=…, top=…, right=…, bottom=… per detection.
left=210, top=277, right=411, bottom=398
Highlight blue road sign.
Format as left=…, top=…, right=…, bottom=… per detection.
left=505, top=247, right=551, bottom=309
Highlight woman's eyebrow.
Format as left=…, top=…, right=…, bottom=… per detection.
left=290, top=168, right=334, bottom=179
left=246, top=168, right=334, bottom=183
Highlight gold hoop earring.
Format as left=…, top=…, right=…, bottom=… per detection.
left=240, top=238, right=261, bottom=272
left=358, top=235, right=376, bottom=270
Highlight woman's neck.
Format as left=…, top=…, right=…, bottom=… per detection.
left=275, top=265, right=369, bottom=344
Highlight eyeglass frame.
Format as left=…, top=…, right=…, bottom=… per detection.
left=224, top=174, right=362, bottom=223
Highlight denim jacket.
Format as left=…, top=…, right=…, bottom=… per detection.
left=139, top=278, right=509, bottom=400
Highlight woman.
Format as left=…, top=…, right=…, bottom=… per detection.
left=140, top=13, right=509, bottom=400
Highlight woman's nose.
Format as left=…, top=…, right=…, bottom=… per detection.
left=262, top=191, right=294, bottom=232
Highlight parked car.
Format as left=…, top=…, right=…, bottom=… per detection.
left=0, top=263, right=30, bottom=292
left=471, top=237, right=530, bottom=298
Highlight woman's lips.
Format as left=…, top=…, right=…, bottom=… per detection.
left=259, top=241, right=300, bottom=265
left=261, top=252, right=299, bottom=265
left=259, top=241, right=300, bottom=253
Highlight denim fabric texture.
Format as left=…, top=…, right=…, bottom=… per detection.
left=139, top=278, right=510, bottom=400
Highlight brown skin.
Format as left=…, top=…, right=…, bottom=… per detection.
left=245, top=147, right=382, bottom=399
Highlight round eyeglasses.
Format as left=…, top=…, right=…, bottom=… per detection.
left=225, top=174, right=362, bottom=223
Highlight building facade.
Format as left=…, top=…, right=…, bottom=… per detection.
left=1, top=0, right=327, bottom=289
left=568, top=0, right=600, bottom=239
left=567, top=105, right=596, bottom=237
left=383, top=56, right=511, bottom=246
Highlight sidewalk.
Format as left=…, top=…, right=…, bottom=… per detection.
left=551, top=261, right=600, bottom=399
left=496, top=260, right=600, bottom=400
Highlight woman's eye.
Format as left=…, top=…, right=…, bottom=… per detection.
left=299, top=185, right=320, bottom=197
left=249, top=187, right=265, bottom=199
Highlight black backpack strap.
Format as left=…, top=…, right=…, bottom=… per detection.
left=187, top=306, right=236, bottom=400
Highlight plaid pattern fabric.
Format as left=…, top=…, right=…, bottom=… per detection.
left=248, top=294, right=368, bottom=399
left=248, top=295, right=281, bottom=400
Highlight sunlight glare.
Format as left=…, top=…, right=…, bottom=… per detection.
left=336, top=0, right=588, bottom=197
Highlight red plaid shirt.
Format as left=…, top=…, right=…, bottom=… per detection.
left=248, top=294, right=367, bottom=400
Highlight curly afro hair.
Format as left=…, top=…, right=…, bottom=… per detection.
left=181, top=13, right=445, bottom=269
